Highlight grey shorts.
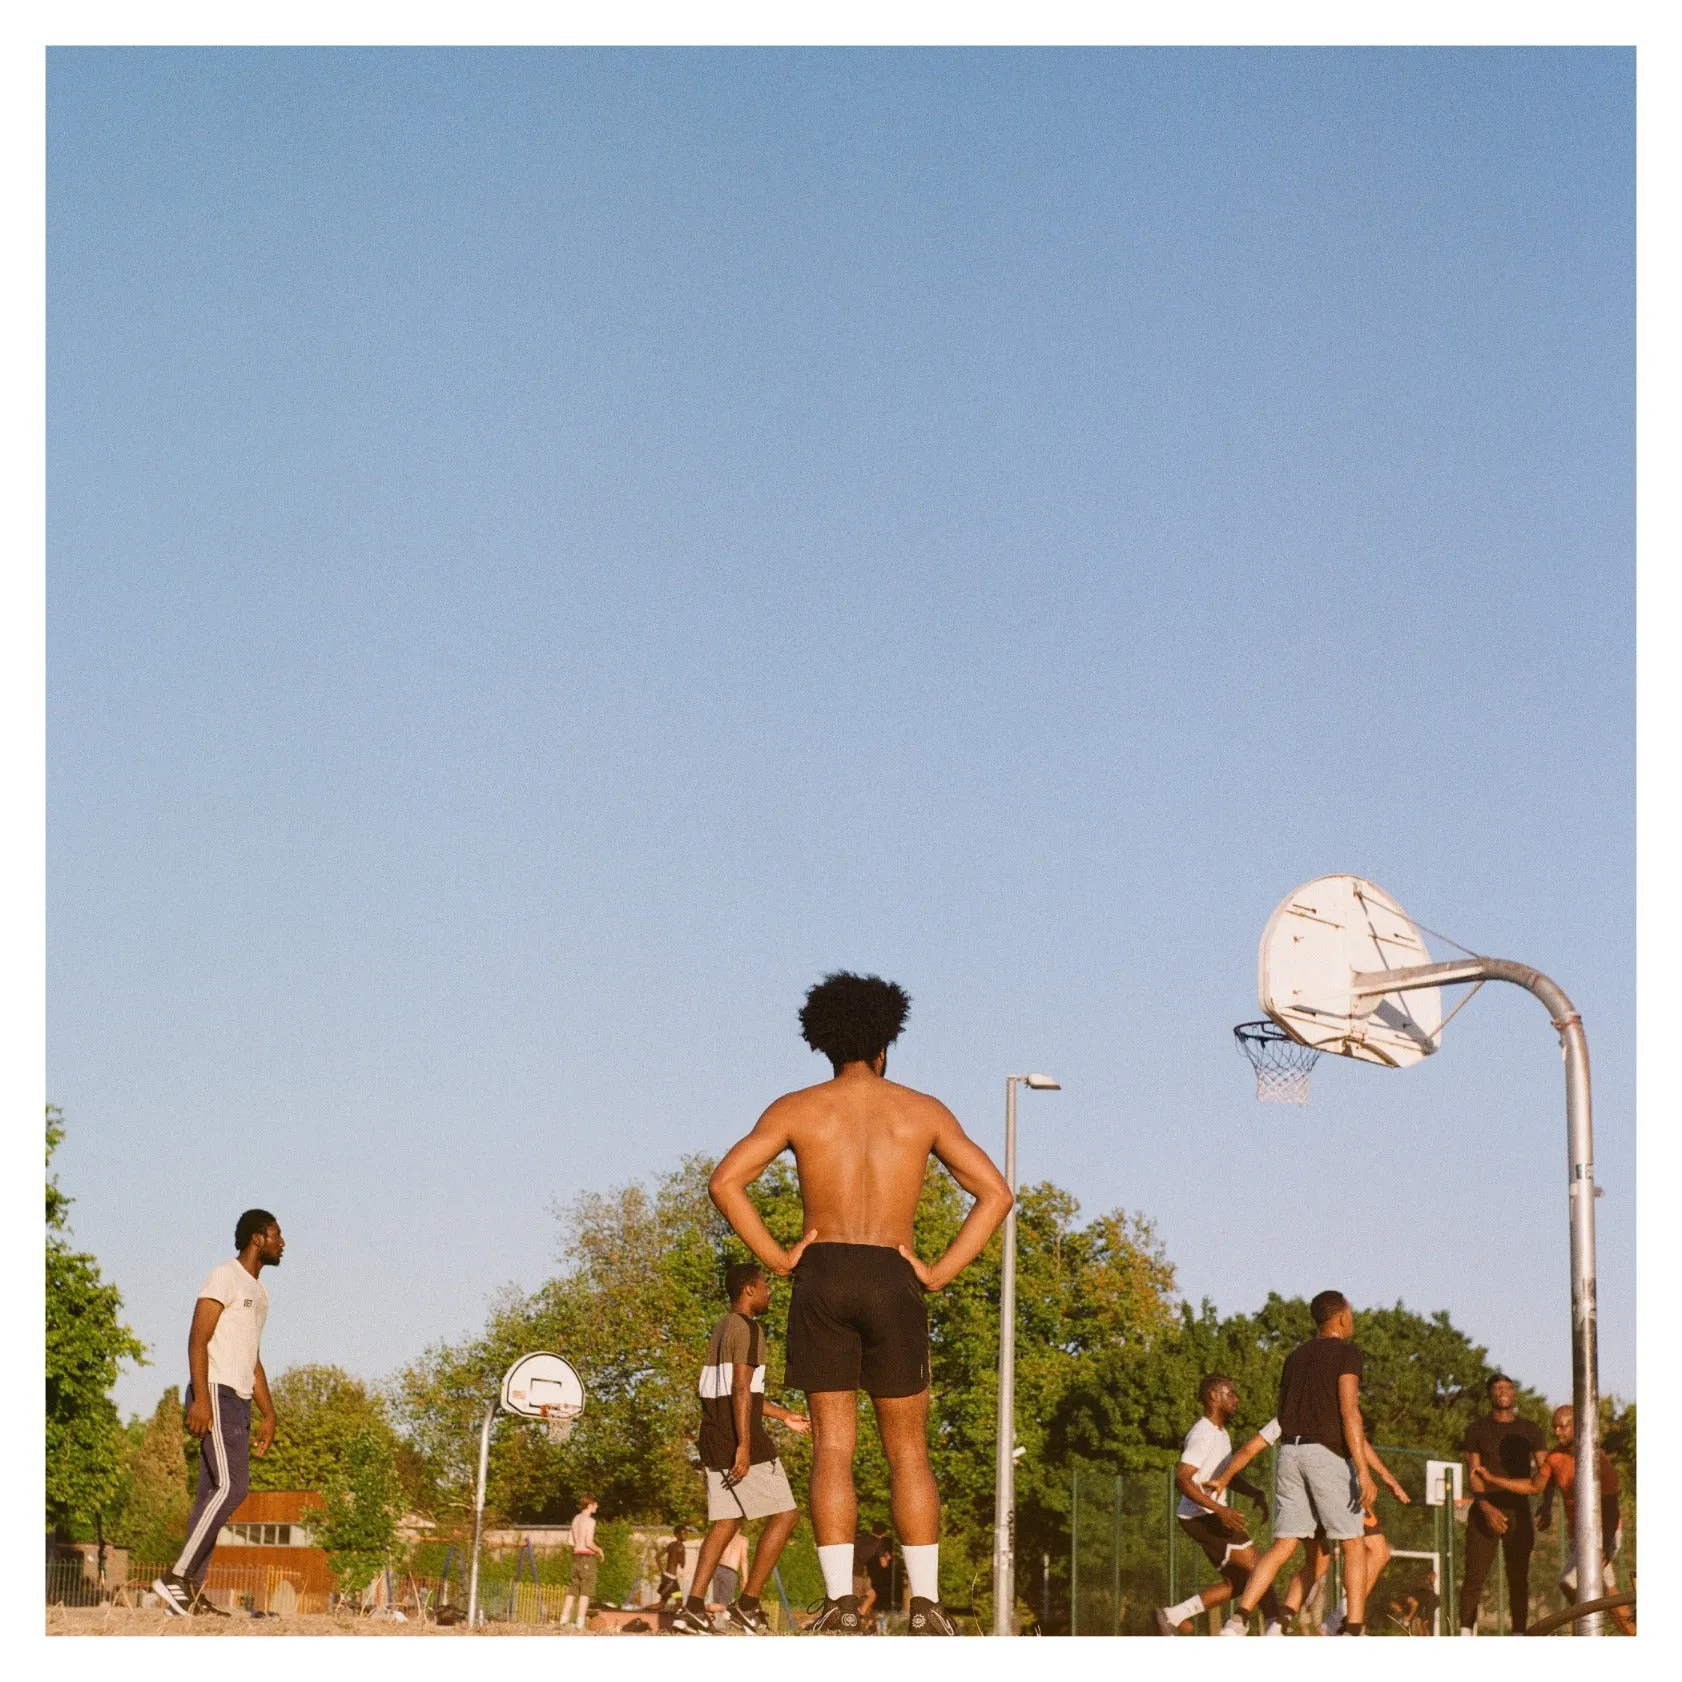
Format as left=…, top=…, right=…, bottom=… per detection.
left=706, top=1457, right=796, bottom=1522
left=1274, top=1442, right=1364, bottom=1541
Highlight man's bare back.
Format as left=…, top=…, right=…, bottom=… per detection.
left=710, top=1057, right=1011, bottom=1292
left=705, top=973, right=1010, bottom=1626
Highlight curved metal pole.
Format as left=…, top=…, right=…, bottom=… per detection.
left=992, top=1077, right=1020, bottom=1636
left=1352, top=956, right=1603, bottom=1635
left=467, top=1401, right=496, bottom=1628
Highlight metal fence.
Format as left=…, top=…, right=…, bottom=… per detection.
left=1068, top=1448, right=1635, bottom=1636
left=46, top=1558, right=334, bottom=1614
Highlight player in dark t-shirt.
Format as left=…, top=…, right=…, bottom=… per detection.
left=1222, top=1292, right=1377, bottom=1637
left=1457, top=1374, right=1546, bottom=1634
left=1277, top=1336, right=1366, bottom=1453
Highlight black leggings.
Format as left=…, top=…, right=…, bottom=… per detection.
left=1458, top=1507, right=1533, bottom=1633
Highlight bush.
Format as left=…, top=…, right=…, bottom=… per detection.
left=593, top=1519, right=638, bottom=1606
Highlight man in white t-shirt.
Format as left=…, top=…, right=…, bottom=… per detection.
left=152, top=1209, right=284, bottom=1618
left=1153, top=1375, right=1283, bottom=1636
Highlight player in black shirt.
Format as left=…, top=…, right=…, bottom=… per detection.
left=1457, top=1374, right=1546, bottom=1634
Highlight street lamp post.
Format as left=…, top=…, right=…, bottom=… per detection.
left=992, top=1072, right=1060, bottom=1636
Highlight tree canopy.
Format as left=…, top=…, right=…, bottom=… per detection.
left=45, top=1107, right=147, bottom=1532
left=390, top=1146, right=1593, bottom=1623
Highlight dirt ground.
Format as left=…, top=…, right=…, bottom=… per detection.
left=46, top=1608, right=608, bottom=1636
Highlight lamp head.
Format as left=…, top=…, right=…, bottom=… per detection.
left=1024, top=1074, right=1060, bottom=1090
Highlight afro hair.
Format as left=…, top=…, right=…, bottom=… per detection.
left=799, top=972, right=912, bottom=1073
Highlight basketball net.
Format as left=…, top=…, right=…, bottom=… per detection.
left=1234, top=1020, right=1320, bottom=1105
left=539, top=1405, right=579, bottom=1445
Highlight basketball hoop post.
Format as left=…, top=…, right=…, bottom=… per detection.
left=466, top=1401, right=495, bottom=1628
left=1350, top=955, right=1604, bottom=1636
left=993, top=1073, right=1060, bottom=1637
left=465, top=1352, right=587, bottom=1631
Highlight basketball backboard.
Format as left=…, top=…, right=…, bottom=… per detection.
left=1258, top=875, right=1442, bottom=1067
left=1425, top=1459, right=1463, bottom=1506
left=500, top=1352, right=585, bottom=1422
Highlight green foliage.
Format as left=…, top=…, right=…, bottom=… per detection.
left=1602, top=1396, right=1635, bottom=1497
left=593, top=1518, right=639, bottom=1606
left=393, top=1153, right=1180, bottom=1614
left=252, top=1364, right=400, bottom=1494
left=107, top=1388, right=193, bottom=1559
left=395, top=1153, right=755, bottom=1527
left=45, top=1107, right=147, bottom=1530
left=391, top=1144, right=1619, bottom=1627
left=317, top=1424, right=404, bottom=1594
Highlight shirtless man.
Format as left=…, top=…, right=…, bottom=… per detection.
left=709, top=972, right=1014, bottom=1636
left=1475, top=1405, right=1634, bottom=1636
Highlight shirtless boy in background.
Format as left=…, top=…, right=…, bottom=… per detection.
left=709, top=972, right=1014, bottom=1634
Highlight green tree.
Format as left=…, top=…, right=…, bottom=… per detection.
left=317, top=1424, right=404, bottom=1595
left=1601, top=1396, right=1635, bottom=1498
left=393, top=1153, right=1181, bottom=1615
left=396, top=1153, right=744, bottom=1529
left=392, top=1146, right=1603, bottom=1628
left=45, top=1107, right=147, bottom=1532
left=252, top=1365, right=401, bottom=1495
left=107, top=1388, right=193, bottom=1560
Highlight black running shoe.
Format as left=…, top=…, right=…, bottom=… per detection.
left=807, top=1595, right=862, bottom=1633
left=151, top=1573, right=194, bottom=1618
left=670, top=1602, right=716, bottom=1634
left=908, top=1597, right=961, bottom=1636
left=726, top=1599, right=771, bottom=1634
left=189, top=1586, right=231, bottom=1617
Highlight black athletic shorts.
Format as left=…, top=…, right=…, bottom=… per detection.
left=785, top=1243, right=929, bottom=1398
left=1179, top=1511, right=1254, bottom=1569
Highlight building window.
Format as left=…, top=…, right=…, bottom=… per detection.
left=218, top=1522, right=311, bottom=1547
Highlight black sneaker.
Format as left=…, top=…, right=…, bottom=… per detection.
left=726, top=1599, right=771, bottom=1634
left=908, top=1597, right=960, bottom=1635
left=807, top=1595, right=862, bottom=1633
left=189, top=1586, right=231, bottom=1618
left=151, top=1573, right=194, bottom=1618
left=670, top=1602, right=716, bottom=1634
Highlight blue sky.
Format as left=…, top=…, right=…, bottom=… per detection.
left=46, top=47, right=1633, bottom=1421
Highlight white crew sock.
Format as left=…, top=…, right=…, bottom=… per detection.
left=1165, top=1593, right=1206, bottom=1624
left=902, top=1544, right=939, bottom=1603
left=1459, top=1626, right=1476, bottom=1637
left=817, top=1545, right=854, bottom=1601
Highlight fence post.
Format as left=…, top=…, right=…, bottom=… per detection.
left=1112, top=1474, right=1123, bottom=1636
left=1166, top=1466, right=1177, bottom=1610
left=1442, top=1499, right=1453, bottom=1636
left=1070, top=1466, right=1079, bottom=1636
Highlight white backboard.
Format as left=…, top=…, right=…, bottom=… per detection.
left=1425, top=1459, right=1463, bottom=1506
left=1259, top=875, right=1442, bottom=1067
left=500, top=1353, right=585, bottom=1420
